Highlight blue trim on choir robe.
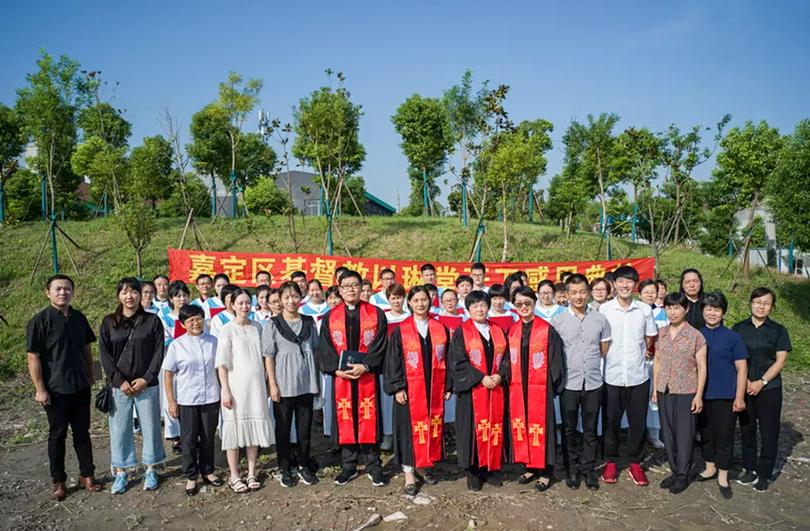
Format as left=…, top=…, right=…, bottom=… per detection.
left=154, top=299, right=169, bottom=311
left=143, top=302, right=160, bottom=314
left=369, top=290, right=390, bottom=310
left=252, top=309, right=273, bottom=326
left=191, top=297, right=212, bottom=321
left=534, top=303, right=565, bottom=322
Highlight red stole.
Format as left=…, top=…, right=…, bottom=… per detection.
left=210, top=307, right=225, bottom=318
left=435, top=314, right=463, bottom=333
left=329, top=302, right=379, bottom=445
left=507, top=318, right=550, bottom=468
left=488, top=313, right=514, bottom=332
left=172, top=320, right=187, bottom=339
left=399, top=317, right=447, bottom=468
left=461, top=319, right=506, bottom=471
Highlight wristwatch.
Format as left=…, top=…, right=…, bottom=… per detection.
left=362, top=363, right=370, bottom=373
left=760, top=377, right=768, bottom=386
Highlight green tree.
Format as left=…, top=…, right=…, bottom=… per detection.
left=477, top=119, right=553, bottom=260
left=187, top=103, right=230, bottom=215
left=78, top=102, right=131, bottom=149
left=697, top=203, right=740, bottom=257
left=237, top=132, right=276, bottom=188
left=766, top=120, right=810, bottom=251
left=391, top=94, right=453, bottom=216
left=442, top=70, right=488, bottom=223
left=4, top=167, right=40, bottom=222
left=115, top=201, right=155, bottom=277
left=292, top=74, right=366, bottom=253
left=15, top=51, right=92, bottom=215
left=70, top=135, right=128, bottom=206
left=128, top=135, right=174, bottom=207
left=217, top=72, right=262, bottom=185
left=0, top=104, right=26, bottom=223
left=243, top=176, right=291, bottom=215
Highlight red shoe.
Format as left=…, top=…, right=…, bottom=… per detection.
left=601, top=461, right=618, bottom=484
left=628, top=463, right=649, bottom=486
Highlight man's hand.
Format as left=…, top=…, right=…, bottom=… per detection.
left=120, top=381, right=134, bottom=396
left=335, top=369, right=359, bottom=381
left=481, top=376, right=495, bottom=390
left=444, top=391, right=452, bottom=401
left=168, top=401, right=179, bottom=418
left=34, top=389, right=50, bottom=406
left=395, top=390, right=408, bottom=405
left=130, top=378, right=148, bottom=394
left=347, top=363, right=368, bottom=378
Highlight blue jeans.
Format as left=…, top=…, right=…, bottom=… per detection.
left=109, top=385, right=165, bottom=469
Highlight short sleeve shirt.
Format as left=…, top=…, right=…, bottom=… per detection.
left=599, top=299, right=658, bottom=387
left=162, top=332, right=220, bottom=406
left=552, top=308, right=612, bottom=391
left=732, top=317, right=791, bottom=389
left=655, top=323, right=705, bottom=394
left=26, top=305, right=97, bottom=395
left=702, top=325, right=748, bottom=400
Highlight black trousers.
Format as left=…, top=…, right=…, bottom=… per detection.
left=341, top=443, right=382, bottom=474
left=740, top=386, right=782, bottom=479
left=657, top=392, right=695, bottom=480
left=179, top=402, right=219, bottom=480
left=701, top=399, right=736, bottom=470
left=273, top=393, right=315, bottom=471
left=44, top=387, right=95, bottom=483
left=561, top=386, right=602, bottom=472
left=604, top=381, right=649, bottom=464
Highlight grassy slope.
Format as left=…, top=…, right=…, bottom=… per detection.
left=1, top=215, right=808, bottom=377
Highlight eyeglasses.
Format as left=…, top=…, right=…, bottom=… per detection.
left=513, top=300, right=535, bottom=308
left=340, top=283, right=360, bottom=290
left=184, top=317, right=204, bottom=325
left=752, top=301, right=772, bottom=307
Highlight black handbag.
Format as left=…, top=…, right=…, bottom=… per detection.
left=95, top=316, right=141, bottom=414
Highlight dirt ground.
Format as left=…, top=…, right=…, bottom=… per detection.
left=1, top=375, right=809, bottom=531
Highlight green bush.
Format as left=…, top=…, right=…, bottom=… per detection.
left=158, top=176, right=211, bottom=218
left=244, top=176, right=291, bottom=215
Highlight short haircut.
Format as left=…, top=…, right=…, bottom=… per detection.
left=179, top=303, right=205, bottom=323
left=167, top=280, right=191, bottom=309
left=195, top=274, right=213, bottom=283
left=604, top=271, right=616, bottom=283
left=386, top=282, right=406, bottom=298
left=278, top=280, right=302, bottom=298
left=141, top=280, right=156, bottom=292
left=471, top=262, right=486, bottom=273
left=255, top=270, right=272, bottom=282
left=335, top=266, right=349, bottom=278
left=504, top=272, right=525, bottom=291
left=380, top=268, right=395, bottom=278
left=407, top=285, right=432, bottom=302
left=663, top=292, right=689, bottom=309
left=46, top=274, right=74, bottom=290
left=679, top=268, right=704, bottom=295
left=590, top=277, right=609, bottom=290
left=701, top=291, right=728, bottom=314
left=424, top=283, right=438, bottom=294
left=339, top=269, right=362, bottom=285
left=455, top=274, right=474, bottom=287
left=465, top=290, right=490, bottom=309
left=554, top=282, right=567, bottom=294
left=638, top=279, right=657, bottom=293
left=213, top=273, right=230, bottom=284
left=750, top=286, right=776, bottom=306
left=325, top=286, right=341, bottom=300
left=488, top=284, right=507, bottom=299
left=560, top=271, right=574, bottom=282
left=307, top=279, right=323, bottom=290
left=220, top=283, right=240, bottom=306
left=153, top=274, right=169, bottom=282
left=656, top=279, right=668, bottom=290
left=256, top=285, right=272, bottom=298
left=291, top=270, right=307, bottom=281
left=361, top=279, right=373, bottom=289
left=441, top=288, right=458, bottom=301
left=565, top=273, right=590, bottom=289
left=613, top=266, right=639, bottom=283
left=537, top=279, right=555, bottom=291
left=420, top=263, right=436, bottom=273
left=511, top=285, right=537, bottom=303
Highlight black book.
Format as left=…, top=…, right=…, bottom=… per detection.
left=338, top=350, right=365, bottom=371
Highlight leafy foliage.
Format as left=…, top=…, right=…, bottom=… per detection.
left=244, top=176, right=291, bottom=215
left=766, top=120, right=810, bottom=250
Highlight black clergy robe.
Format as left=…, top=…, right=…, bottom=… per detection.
left=498, top=320, right=565, bottom=472
left=449, top=325, right=510, bottom=470
left=317, top=303, right=388, bottom=443
left=384, top=325, right=452, bottom=468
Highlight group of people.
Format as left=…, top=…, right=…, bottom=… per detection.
left=26, top=261, right=790, bottom=503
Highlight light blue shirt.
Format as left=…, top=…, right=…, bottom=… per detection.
left=535, top=303, right=565, bottom=322
left=162, top=332, right=221, bottom=406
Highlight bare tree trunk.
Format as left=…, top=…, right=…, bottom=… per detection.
left=136, top=248, right=143, bottom=278
left=741, top=191, right=759, bottom=281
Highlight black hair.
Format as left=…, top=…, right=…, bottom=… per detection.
left=517, top=271, right=528, bottom=282
left=307, top=279, right=323, bottom=290
left=750, top=287, right=776, bottom=306
left=604, top=271, right=616, bottom=282
left=407, top=285, right=432, bottom=302
left=339, top=270, right=362, bottom=285
left=195, top=274, right=213, bottom=283
left=141, top=280, right=156, bottom=292
left=554, top=282, right=567, bottom=294
left=565, top=273, right=590, bottom=288
left=255, top=270, right=272, bottom=282
left=325, top=285, right=342, bottom=301
left=167, top=280, right=191, bottom=309
left=213, top=273, right=230, bottom=284
left=465, top=290, right=490, bottom=309
left=455, top=274, right=473, bottom=287
left=46, top=273, right=74, bottom=290
left=291, top=270, right=307, bottom=281
left=679, top=268, right=704, bottom=296
left=656, top=279, right=668, bottom=290
left=380, top=268, right=395, bottom=278
left=613, top=265, right=639, bottom=283
left=441, top=288, right=458, bottom=300
left=471, top=262, right=486, bottom=273
left=179, top=303, right=205, bottom=323
left=361, top=279, right=373, bottom=288
left=112, top=277, right=143, bottom=327
left=420, top=263, right=436, bottom=273
left=334, top=266, right=350, bottom=282
left=537, top=279, right=555, bottom=291
left=701, top=291, right=728, bottom=314
left=663, top=292, right=689, bottom=309
left=560, top=271, right=574, bottom=282
left=488, top=284, right=507, bottom=299
left=504, top=272, right=525, bottom=294
left=424, top=283, right=438, bottom=294
left=230, top=288, right=253, bottom=309
left=256, top=285, right=272, bottom=299
left=386, top=282, right=406, bottom=298
left=278, top=280, right=302, bottom=298
left=220, top=283, right=240, bottom=308
left=590, top=277, right=609, bottom=291
left=153, top=274, right=169, bottom=282
left=638, top=279, right=657, bottom=293
left=511, top=285, right=537, bottom=303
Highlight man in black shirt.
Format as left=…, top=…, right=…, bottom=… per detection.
left=26, top=274, right=102, bottom=501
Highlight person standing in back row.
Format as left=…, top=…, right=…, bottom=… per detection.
left=26, top=274, right=103, bottom=501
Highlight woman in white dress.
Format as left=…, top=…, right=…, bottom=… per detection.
left=216, top=289, right=274, bottom=493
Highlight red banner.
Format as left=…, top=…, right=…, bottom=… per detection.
left=167, top=248, right=655, bottom=290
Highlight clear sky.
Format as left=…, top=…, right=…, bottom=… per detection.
left=3, top=0, right=809, bottom=207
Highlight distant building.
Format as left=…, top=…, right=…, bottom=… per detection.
left=735, top=205, right=808, bottom=276
left=275, top=170, right=395, bottom=217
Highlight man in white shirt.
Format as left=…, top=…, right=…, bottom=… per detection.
left=599, top=266, right=658, bottom=487
left=470, top=262, right=489, bottom=293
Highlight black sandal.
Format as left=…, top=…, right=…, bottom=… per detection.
left=404, top=483, right=418, bottom=496
left=185, top=481, right=199, bottom=497
left=518, top=473, right=536, bottom=485
left=203, top=475, right=224, bottom=487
